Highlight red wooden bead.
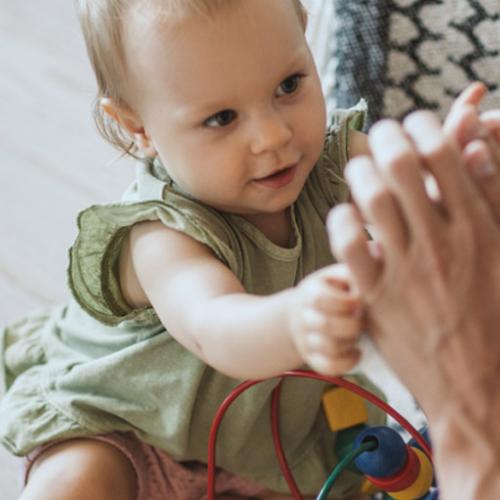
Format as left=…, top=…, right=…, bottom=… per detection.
left=389, top=448, right=434, bottom=499
left=366, top=445, right=420, bottom=492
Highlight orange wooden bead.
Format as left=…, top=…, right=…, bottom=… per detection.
left=322, top=387, right=368, bottom=431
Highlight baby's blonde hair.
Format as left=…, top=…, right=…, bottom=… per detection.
left=75, top=0, right=305, bottom=158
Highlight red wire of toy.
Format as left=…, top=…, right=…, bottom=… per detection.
left=271, top=380, right=303, bottom=498
left=207, top=379, right=262, bottom=500
left=207, top=370, right=432, bottom=500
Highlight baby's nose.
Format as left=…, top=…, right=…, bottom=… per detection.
left=248, top=110, right=293, bottom=156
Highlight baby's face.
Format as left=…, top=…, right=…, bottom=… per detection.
left=123, top=0, right=326, bottom=216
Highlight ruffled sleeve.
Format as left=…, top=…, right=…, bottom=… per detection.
left=68, top=192, right=243, bottom=327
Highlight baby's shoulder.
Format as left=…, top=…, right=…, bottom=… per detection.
left=68, top=198, right=243, bottom=326
left=119, top=219, right=223, bottom=310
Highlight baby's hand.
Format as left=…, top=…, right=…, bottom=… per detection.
left=289, top=263, right=364, bottom=375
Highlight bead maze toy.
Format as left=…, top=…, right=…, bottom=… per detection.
left=207, top=370, right=437, bottom=500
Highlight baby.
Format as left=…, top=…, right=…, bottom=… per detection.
left=0, top=0, right=492, bottom=499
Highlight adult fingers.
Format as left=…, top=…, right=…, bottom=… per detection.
left=444, top=104, right=489, bottom=149
left=403, top=111, right=473, bottom=218
left=481, top=110, right=500, bottom=141
left=344, top=155, right=409, bottom=253
left=328, top=203, right=382, bottom=295
left=449, top=81, right=487, bottom=113
left=448, top=107, right=500, bottom=168
left=463, top=140, right=500, bottom=222
left=368, top=120, right=441, bottom=240
left=480, top=110, right=500, bottom=166
left=444, top=83, right=487, bottom=146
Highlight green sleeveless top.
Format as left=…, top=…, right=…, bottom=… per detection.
left=0, top=103, right=385, bottom=497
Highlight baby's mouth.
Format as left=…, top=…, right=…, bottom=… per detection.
left=254, top=164, right=298, bottom=189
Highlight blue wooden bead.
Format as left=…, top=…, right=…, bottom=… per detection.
left=334, top=424, right=368, bottom=473
left=353, top=426, right=407, bottom=478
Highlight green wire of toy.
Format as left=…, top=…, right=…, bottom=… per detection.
left=316, top=440, right=377, bottom=500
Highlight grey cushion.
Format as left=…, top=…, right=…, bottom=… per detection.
left=330, top=0, right=500, bottom=127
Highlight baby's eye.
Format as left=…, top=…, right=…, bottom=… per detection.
left=276, top=74, right=304, bottom=96
left=203, top=109, right=237, bottom=128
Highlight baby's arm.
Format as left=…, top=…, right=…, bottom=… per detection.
left=121, top=221, right=363, bottom=379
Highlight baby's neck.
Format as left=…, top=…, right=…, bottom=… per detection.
left=242, top=209, right=293, bottom=247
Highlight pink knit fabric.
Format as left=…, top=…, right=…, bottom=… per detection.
left=23, top=432, right=267, bottom=499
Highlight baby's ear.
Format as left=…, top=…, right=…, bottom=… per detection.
left=100, top=98, right=157, bottom=157
left=100, top=97, right=144, bottom=135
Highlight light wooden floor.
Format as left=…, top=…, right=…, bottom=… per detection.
left=0, top=2, right=420, bottom=500
left=0, top=2, right=133, bottom=498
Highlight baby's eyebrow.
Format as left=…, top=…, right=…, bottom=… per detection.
left=280, top=47, right=309, bottom=74
left=173, top=100, right=231, bottom=123
left=172, top=48, right=310, bottom=122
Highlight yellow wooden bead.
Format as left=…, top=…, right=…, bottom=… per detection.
left=321, top=386, right=368, bottom=431
left=360, top=478, right=380, bottom=495
left=389, top=448, right=433, bottom=500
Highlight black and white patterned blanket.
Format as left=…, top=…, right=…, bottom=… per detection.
left=328, top=0, right=500, bottom=127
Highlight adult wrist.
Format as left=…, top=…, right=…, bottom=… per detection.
left=419, top=319, right=500, bottom=499
left=429, top=406, right=500, bottom=499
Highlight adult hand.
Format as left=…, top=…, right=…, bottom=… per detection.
left=444, top=82, right=500, bottom=221
left=327, top=111, right=500, bottom=498
left=328, top=110, right=500, bottom=417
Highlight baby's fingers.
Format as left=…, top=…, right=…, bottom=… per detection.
left=306, top=333, right=359, bottom=357
left=303, top=271, right=362, bottom=315
left=303, top=309, right=362, bottom=341
left=306, top=333, right=361, bottom=375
